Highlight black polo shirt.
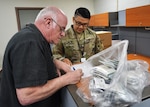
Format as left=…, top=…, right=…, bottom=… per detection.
left=0, top=24, right=60, bottom=107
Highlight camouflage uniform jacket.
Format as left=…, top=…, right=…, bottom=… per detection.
left=52, top=26, right=104, bottom=63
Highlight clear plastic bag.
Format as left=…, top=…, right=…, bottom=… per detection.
left=76, top=40, right=150, bottom=107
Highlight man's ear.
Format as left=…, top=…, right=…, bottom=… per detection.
left=45, top=18, right=52, bottom=28
left=48, top=18, right=52, bottom=24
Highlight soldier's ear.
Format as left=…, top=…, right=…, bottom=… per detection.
left=72, top=17, right=75, bottom=22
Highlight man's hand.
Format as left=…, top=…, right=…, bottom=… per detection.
left=65, top=69, right=83, bottom=84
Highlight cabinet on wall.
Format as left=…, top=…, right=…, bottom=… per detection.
left=89, top=12, right=118, bottom=27
left=89, top=15, right=95, bottom=26
left=126, top=5, right=150, bottom=27
left=89, top=5, right=150, bottom=58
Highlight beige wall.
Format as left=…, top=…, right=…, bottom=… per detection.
left=0, top=0, right=94, bottom=68
left=94, top=0, right=150, bottom=14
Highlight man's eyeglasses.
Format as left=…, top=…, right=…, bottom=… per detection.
left=52, top=18, right=65, bottom=33
left=74, top=19, right=89, bottom=27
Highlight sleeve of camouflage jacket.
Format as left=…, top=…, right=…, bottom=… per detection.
left=52, top=41, right=65, bottom=60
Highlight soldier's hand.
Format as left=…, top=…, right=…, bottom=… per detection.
left=62, top=58, right=72, bottom=66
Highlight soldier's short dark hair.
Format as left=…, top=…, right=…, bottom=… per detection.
left=74, top=7, right=91, bottom=19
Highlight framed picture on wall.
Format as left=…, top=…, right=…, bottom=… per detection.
left=15, top=7, right=43, bottom=31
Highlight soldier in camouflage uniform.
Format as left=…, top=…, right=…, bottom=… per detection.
left=52, top=7, right=104, bottom=65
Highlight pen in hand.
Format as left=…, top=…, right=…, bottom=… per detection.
left=72, top=67, right=76, bottom=71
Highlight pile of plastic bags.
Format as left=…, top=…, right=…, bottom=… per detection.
left=74, top=40, right=150, bottom=107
